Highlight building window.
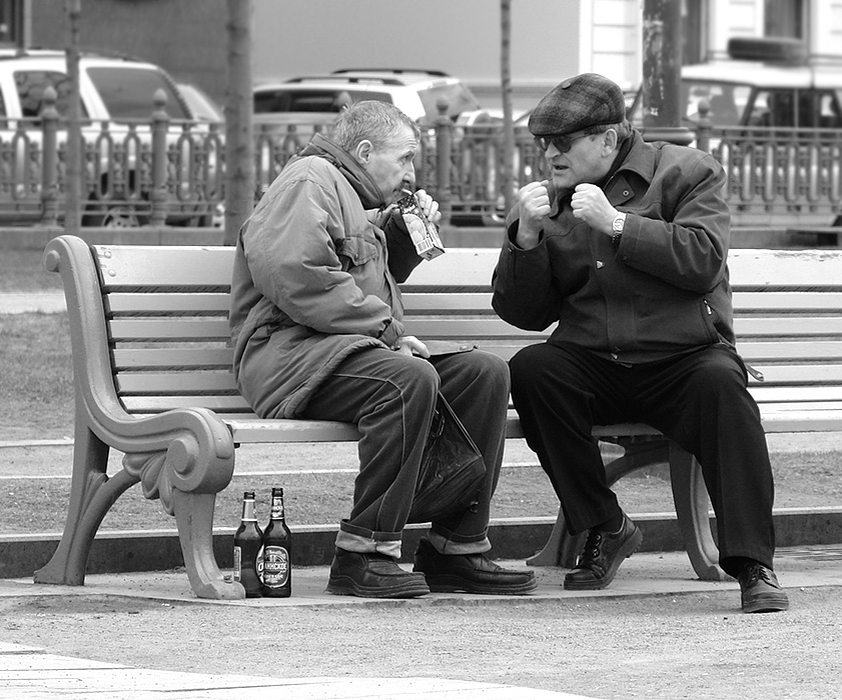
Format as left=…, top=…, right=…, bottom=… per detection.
left=765, top=0, right=804, bottom=38
left=0, top=0, right=22, bottom=46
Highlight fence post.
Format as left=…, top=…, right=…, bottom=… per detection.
left=40, top=85, right=59, bottom=227
left=695, top=99, right=712, bottom=153
left=434, top=98, right=452, bottom=227
left=150, top=88, right=169, bottom=227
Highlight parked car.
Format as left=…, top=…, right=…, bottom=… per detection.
left=623, top=38, right=842, bottom=130
left=0, top=48, right=217, bottom=227
left=178, top=82, right=224, bottom=123
left=253, top=68, right=489, bottom=136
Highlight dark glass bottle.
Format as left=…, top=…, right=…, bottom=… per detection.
left=233, top=490, right=263, bottom=598
left=261, top=487, right=292, bottom=598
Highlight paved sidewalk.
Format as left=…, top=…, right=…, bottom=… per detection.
left=1, top=546, right=841, bottom=699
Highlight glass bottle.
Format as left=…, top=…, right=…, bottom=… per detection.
left=261, top=487, right=292, bottom=598
left=233, top=490, right=263, bottom=598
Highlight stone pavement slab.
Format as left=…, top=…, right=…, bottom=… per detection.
left=1, top=547, right=840, bottom=699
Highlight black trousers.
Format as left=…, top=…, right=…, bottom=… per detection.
left=509, top=341, right=775, bottom=576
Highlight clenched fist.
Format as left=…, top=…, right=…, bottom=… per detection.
left=515, top=180, right=551, bottom=249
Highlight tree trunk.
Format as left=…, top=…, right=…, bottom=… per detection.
left=64, top=0, right=82, bottom=234
left=500, top=0, right=515, bottom=212
left=224, top=0, right=255, bottom=246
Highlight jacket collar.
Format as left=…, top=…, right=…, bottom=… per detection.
left=299, top=133, right=386, bottom=209
left=548, top=129, right=652, bottom=215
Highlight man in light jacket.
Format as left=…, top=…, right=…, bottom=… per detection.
left=230, top=100, right=536, bottom=598
left=492, top=73, right=788, bottom=613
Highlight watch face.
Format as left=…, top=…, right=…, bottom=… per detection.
left=613, top=216, right=624, bottom=232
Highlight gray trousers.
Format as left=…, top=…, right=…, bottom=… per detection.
left=301, top=347, right=510, bottom=558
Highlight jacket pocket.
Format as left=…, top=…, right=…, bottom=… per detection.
left=336, top=232, right=378, bottom=271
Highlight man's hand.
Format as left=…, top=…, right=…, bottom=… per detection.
left=392, top=335, right=430, bottom=358
left=515, top=180, right=550, bottom=250
left=571, top=184, right=618, bottom=236
left=413, top=189, right=441, bottom=225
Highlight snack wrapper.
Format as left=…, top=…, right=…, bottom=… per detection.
left=396, top=190, right=445, bottom=260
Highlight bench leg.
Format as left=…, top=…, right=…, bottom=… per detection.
left=526, top=439, right=669, bottom=568
left=668, top=443, right=721, bottom=581
left=34, top=425, right=130, bottom=586
left=171, top=489, right=245, bottom=600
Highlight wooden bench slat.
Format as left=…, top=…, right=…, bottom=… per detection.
left=116, top=373, right=237, bottom=394
left=121, top=395, right=253, bottom=412
left=750, top=385, right=842, bottom=402
left=733, top=291, right=842, bottom=312
left=106, top=293, right=231, bottom=315
left=112, top=348, right=234, bottom=370
left=737, top=341, right=842, bottom=361
left=109, top=318, right=232, bottom=341
left=735, top=317, right=842, bottom=336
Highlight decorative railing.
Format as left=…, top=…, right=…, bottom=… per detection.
left=1, top=91, right=840, bottom=231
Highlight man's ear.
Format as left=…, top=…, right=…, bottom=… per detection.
left=355, top=139, right=374, bottom=165
left=602, top=129, right=619, bottom=155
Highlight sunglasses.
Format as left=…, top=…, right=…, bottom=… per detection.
left=533, top=129, right=591, bottom=153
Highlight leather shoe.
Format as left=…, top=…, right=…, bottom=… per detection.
left=738, top=562, right=789, bottom=613
left=326, top=548, right=430, bottom=599
left=564, top=513, right=643, bottom=590
left=413, top=538, right=537, bottom=595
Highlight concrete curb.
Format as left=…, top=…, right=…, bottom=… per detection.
left=3, top=507, right=841, bottom=580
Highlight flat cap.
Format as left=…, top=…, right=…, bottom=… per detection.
left=528, top=73, right=626, bottom=136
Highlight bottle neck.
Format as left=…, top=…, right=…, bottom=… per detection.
left=241, top=499, right=257, bottom=522
left=270, top=494, right=285, bottom=521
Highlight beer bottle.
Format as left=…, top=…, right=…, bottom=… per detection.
left=233, top=490, right=263, bottom=598
left=261, top=486, right=292, bottom=598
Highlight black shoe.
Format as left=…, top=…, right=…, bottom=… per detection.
left=564, top=514, right=643, bottom=591
left=412, top=538, right=537, bottom=595
left=326, top=548, right=430, bottom=599
left=738, top=562, right=789, bottom=613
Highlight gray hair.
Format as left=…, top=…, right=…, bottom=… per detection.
left=586, top=120, right=632, bottom=144
left=332, top=100, right=420, bottom=151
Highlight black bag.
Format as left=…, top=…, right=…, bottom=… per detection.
left=408, top=394, right=487, bottom=523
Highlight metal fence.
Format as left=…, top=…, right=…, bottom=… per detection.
left=2, top=92, right=841, bottom=231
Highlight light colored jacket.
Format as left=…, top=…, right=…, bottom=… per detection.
left=492, top=131, right=733, bottom=364
left=229, top=134, right=420, bottom=418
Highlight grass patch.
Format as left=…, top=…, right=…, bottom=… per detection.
left=0, top=250, right=63, bottom=292
left=0, top=314, right=75, bottom=440
left=3, top=451, right=840, bottom=534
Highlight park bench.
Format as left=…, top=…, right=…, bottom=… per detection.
left=35, top=234, right=842, bottom=600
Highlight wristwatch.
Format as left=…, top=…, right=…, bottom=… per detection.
left=611, top=212, right=626, bottom=249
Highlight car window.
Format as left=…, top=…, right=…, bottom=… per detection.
left=253, top=89, right=393, bottom=113
left=415, top=83, right=481, bottom=121
left=681, top=81, right=748, bottom=126
left=14, top=70, right=90, bottom=119
left=86, top=66, right=188, bottom=121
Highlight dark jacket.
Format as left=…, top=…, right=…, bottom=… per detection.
left=229, top=134, right=422, bottom=418
left=492, top=131, right=733, bottom=364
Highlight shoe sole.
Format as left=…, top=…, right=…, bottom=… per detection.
left=563, top=526, right=644, bottom=591
left=326, top=575, right=430, bottom=599
left=742, top=592, right=790, bottom=613
left=422, top=573, right=538, bottom=596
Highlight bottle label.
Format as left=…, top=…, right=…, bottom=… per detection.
left=233, top=546, right=242, bottom=581
left=262, top=545, right=290, bottom=587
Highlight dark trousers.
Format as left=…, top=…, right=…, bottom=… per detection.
left=302, top=348, right=509, bottom=557
left=509, top=341, right=776, bottom=576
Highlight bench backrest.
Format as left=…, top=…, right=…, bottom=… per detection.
left=47, top=237, right=842, bottom=419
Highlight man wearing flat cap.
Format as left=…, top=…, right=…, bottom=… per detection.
left=492, top=73, right=788, bottom=613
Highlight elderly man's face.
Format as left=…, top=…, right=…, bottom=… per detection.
left=543, top=131, right=615, bottom=191
left=359, top=125, right=418, bottom=205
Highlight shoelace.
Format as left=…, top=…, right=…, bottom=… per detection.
left=741, top=563, right=774, bottom=588
left=578, top=531, right=604, bottom=565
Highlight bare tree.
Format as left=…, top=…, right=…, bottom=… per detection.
left=500, top=0, right=514, bottom=212
left=64, top=0, right=82, bottom=233
left=224, top=0, right=255, bottom=245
